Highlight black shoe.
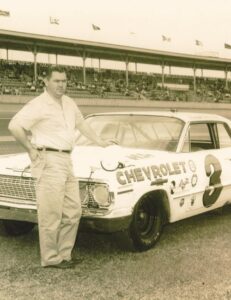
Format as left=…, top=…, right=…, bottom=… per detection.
left=67, top=257, right=83, bottom=265
left=44, top=260, right=75, bottom=269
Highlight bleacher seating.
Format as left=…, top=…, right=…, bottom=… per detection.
left=0, top=59, right=231, bottom=103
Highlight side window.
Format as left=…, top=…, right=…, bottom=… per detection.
left=182, top=123, right=215, bottom=152
left=217, top=123, right=231, bottom=148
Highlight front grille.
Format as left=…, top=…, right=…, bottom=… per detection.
left=0, top=176, right=109, bottom=212
left=0, top=175, right=36, bottom=202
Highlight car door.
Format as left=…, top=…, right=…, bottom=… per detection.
left=171, top=120, right=231, bottom=222
left=211, top=122, right=231, bottom=205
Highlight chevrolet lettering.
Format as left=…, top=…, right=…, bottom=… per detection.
left=116, top=161, right=188, bottom=185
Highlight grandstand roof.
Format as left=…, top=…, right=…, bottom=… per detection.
left=1, top=29, right=231, bottom=71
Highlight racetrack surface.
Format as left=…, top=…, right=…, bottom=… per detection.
left=0, top=206, right=230, bottom=300
left=1, top=99, right=231, bottom=119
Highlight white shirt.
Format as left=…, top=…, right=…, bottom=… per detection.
left=12, top=91, right=84, bottom=150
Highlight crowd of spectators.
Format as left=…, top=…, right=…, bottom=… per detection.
left=0, top=59, right=231, bottom=103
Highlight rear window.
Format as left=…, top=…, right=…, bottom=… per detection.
left=217, top=123, right=231, bottom=148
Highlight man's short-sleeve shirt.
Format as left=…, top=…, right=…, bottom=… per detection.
left=12, top=91, right=84, bottom=150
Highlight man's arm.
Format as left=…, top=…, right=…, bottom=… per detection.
left=77, top=120, right=114, bottom=147
left=8, top=119, right=40, bottom=161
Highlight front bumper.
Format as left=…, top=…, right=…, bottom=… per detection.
left=0, top=205, right=132, bottom=233
left=0, top=205, right=38, bottom=223
left=79, top=215, right=132, bottom=233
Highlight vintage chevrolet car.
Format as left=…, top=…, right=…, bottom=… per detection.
left=0, top=111, right=231, bottom=251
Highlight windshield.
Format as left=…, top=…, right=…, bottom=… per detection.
left=75, top=114, right=184, bottom=151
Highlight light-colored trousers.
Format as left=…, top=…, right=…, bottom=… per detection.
left=31, top=151, right=82, bottom=267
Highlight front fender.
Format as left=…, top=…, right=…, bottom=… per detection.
left=127, top=184, right=172, bottom=222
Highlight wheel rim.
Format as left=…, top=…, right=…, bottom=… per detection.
left=136, top=203, right=158, bottom=237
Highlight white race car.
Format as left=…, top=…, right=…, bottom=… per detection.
left=0, top=111, right=231, bottom=251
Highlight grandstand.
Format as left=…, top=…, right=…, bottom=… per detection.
left=1, top=59, right=231, bottom=103
left=0, top=29, right=231, bottom=103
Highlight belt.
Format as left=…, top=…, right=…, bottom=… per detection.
left=37, top=147, right=71, bottom=154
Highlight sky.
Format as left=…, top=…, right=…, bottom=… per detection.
left=0, top=0, right=231, bottom=76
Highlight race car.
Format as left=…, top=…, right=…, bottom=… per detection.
left=0, top=111, right=231, bottom=251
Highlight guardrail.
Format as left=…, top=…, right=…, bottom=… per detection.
left=0, top=94, right=231, bottom=118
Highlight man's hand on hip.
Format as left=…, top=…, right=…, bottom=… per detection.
left=28, top=147, right=41, bottom=162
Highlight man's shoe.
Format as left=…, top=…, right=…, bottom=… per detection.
left=44, top=260, right=75, bottom=269
left=67, top=257, right=83, bottom=265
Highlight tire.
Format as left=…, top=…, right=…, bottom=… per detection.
left=3, top=220, right=35, bottom=236
left=129, top=195, right=164, bottom=251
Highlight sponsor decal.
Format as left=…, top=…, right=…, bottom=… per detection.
left=179, top=198, right=185, bottom=207
left=170, top=180, right=176, bottom=195
left=179, top=178, right=189, bottom=190
left=188, top=160, right=197, bottom=172
left=191, top=174, right=198, bottom=187
left=191, top=195, right=196, bottom=206
left=125, top=153, right=154, bottom=160
left=116, top=161, right=188, bottom=185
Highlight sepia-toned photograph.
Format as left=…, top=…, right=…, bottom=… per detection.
left=0, top=0, right=230, bottom=299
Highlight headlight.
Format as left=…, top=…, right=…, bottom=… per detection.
left=79, top=181, right=113, bottom=208
left=92, top=184, right=110, bottom=207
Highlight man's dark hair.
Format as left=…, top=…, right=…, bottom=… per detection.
left=45, top=65, right=67, bottom=79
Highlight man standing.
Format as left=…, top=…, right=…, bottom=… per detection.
left=8, top=66, right=112, bottom=269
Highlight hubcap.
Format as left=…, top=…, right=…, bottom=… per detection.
left=137, top=208, right=155, bottom=236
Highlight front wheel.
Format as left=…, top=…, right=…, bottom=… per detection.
left=129, top=195, right=164, bottom=251
left=3, top=220, right=35, bottom=236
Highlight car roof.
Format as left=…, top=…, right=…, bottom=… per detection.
left=87, top=111, right=229, bottom=123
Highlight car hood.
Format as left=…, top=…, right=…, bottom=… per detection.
left=0, top=152, right=31, bottom=176
left=71, top=145, right=171, bottom=179
left=0, top=146, right=172, bottom=179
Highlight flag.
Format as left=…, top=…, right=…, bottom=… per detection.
left=92, top=24, right=100, bottom=31
left=195, top=39, right=203, bottom=46
left=162, top=35, right=171, bottom=42
left=49, top=17, right=59, bottom=25
left=224, top=43, right=231, bottom=49
left=0, top=10, right=10, bottom=17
